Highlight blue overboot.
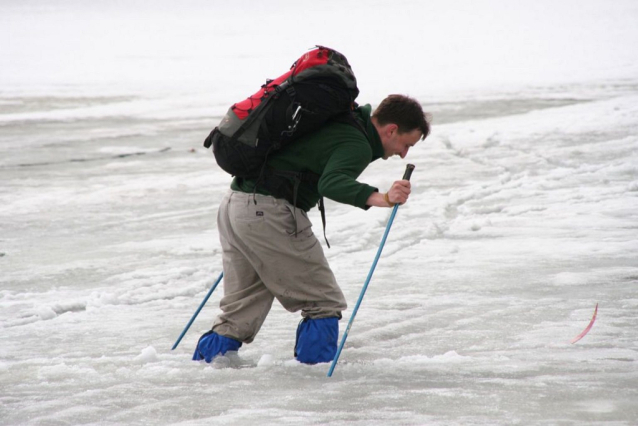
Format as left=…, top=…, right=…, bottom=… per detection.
left=192, top=330, right=242, bottom=363
left=294, top=317, right=339, bottom=364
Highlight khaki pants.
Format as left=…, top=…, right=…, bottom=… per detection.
left=212, top=191, right=347, bottom=343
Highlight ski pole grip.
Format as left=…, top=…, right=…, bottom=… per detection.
left=402, top=164, right=416, bottom=181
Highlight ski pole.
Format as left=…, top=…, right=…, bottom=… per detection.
left=171, top=271, right=224, bottom=350
left=328, top=164, right=415, bottom=377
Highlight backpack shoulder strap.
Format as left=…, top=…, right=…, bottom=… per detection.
left=329, top=110, right=368, bottom=139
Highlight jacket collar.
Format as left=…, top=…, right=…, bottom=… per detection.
left=358, top=104, right=384, bottom=161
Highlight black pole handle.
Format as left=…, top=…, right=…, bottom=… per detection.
left=402, top=164, right=416, bottom=181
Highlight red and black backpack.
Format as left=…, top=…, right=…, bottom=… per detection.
left=203, top=46, right=363, bottom=179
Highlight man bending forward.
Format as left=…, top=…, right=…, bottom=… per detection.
left=193, top=94, right=430, bottom=364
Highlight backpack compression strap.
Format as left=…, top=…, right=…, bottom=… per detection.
left=229, top=80, right=292, bottom=146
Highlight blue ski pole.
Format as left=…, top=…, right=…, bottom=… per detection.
left=328, top=164, right=415, bottom=377
left=171, top=271, right=223, bottom=350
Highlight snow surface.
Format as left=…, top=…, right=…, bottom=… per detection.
left=1, top=1, right=638, bottom=425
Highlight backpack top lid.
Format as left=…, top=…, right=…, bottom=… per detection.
left=230, top=46, right=358, bottom=122
left=290, top=46, right=358, bottom=97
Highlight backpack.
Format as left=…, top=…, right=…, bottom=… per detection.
left=203, top=46, right=361, bottom=179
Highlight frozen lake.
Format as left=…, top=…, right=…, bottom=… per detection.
left=1, top=1, right=638, bottom=425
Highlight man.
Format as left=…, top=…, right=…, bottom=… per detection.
left=193, top=94, right=430, bottom=364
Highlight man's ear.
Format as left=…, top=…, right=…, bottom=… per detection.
left=372, top=118, right=399, bottom=140
left=385, top=123, right=399, bottom=137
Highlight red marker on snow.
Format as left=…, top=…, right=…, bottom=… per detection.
left=570, top=303, right=598, bottom=344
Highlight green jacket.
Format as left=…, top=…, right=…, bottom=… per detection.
left=231, top=104, right=385, bottom=212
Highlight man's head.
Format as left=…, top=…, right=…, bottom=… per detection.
left=371, top=95, right=431, bottom=160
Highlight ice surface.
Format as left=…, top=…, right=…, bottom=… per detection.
left=134, top=346, right=159, bottom=364
left=2, top=1, right=638, bottom=425
left=257, top=354, right=275, bottom=368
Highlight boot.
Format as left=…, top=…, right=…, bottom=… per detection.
left=294, top=317, right=338, bottom=364
left=192, top=330, right=242, bottom=363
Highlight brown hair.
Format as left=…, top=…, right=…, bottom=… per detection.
left=372, top=95, right=431, bottom=140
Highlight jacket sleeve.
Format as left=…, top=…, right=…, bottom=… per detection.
left=317, top=137, right=378, bottom=210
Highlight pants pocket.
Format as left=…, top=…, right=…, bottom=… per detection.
left=231, top=197, right=266, bottom=223
left=285, top=205, right=318, bottom=251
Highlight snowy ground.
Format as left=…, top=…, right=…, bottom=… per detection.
left=2, top=1, right=638, bottom=425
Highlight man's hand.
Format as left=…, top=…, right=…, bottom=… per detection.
left=365, top=180, right=412, bottom=208
left=387, top=180, right=411, bottom=205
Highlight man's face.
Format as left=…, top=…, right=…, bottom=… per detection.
left=380, top=126, right=422, bottom=160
